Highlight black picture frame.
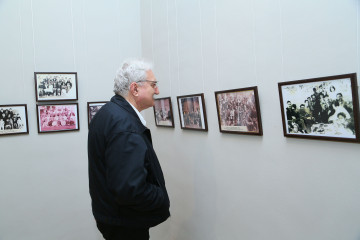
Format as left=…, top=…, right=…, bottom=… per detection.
left=34, top=72, right=78, bottom=102
left=177, top=93, right=208, bottom=131
left=278, top=73, right=360, bottom=143
left=153, top=97, right=175, bottom=128
left=215, top=86, right=263, bottom=135
left=0, top=104, right=29, bottom=136
left=87, top=101, right=108, bottom=127
left=36, top=103, right=80, bottom=133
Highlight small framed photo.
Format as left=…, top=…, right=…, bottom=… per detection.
left=87, top=101, right=108, bottom=127
left=0, top=104, right=29, bottom=136
left=215, top=86, right=263, bottom=135
left=36, top=103, right=80, bottom=133
left=35, top=72, right=78, bottom=102
left=153, top=97, right=175, bottom=128
left=278, top=73, right=360, bottom=142
left=177, top=93, right=208, bottom=131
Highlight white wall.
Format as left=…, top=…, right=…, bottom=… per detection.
left=141, top=0, right=360, bottom=240
left=1, top=1, right=360, bottom=240
left=0, top=0, right=141, bottom=239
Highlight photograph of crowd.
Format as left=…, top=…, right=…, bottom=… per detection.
left=215, top=87, right=262, bottom=135
left=87, top=102, right=107, bottom=126
left=37, top=104, right=79, bottom=133
left=0, top=104, right=28, bottom=136
left=35, top=72, right=78, bottom=101
left=153, top=97, right=174, bottom=127
left=279, top=74, right=359, bottom=141
left=177, top=94, right=208, bottom=131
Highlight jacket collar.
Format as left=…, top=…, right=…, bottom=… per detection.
left=110, top=94, right=148, bottom=132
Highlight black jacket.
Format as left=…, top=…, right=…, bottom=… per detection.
left=88, top=95, right=170, bottom=228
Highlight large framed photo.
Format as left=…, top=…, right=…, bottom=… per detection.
left=0, top=104, right=29, bottom=136
left=278, top=73, right=360, bottom=142
left=177, top=93, right=208, bottom=131
left=153, top=97, right=175, bottom=128
left=87, top=101, right=108, bottom=127
left=35, top=72, right=78, bottom=102
left=36, top=103, right=80, bottom=133
left=215, top=86, right=263, bottom=135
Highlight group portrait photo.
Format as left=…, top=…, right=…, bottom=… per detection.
left=0, top=104, right=28, bottom=136
left=279, top=73, right=360, bottom=142
left=35, top=72, right=78, bottom=101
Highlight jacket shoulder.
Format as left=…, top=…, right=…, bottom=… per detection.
left=90, top=101, right=144, bottom=134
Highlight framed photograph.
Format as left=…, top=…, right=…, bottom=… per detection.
left=34, top=72, right=78, bottom=102
left=215, top=86, right=263, bottom=135
left=87, top=101, right=108, bottom=127
left=153, top=97, right=175, bottom=128
left=36, top=103, right=80, bottom=133
left=177, top=93, right=208, bottom=131
left=0, top=104, right=29, bottom=136
left=278, top=73, right=360, bottom=142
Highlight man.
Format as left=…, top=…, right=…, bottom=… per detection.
left=285, top=101, right=296, bottom=121
left=298, top=104, right=314, bottom=133
left=88, top=59, right=170, bottom=240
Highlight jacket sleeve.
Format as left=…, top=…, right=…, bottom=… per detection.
left=104, top=131, right=167, bottom=212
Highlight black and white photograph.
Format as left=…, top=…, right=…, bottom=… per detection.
left=35, top=72, right=78, bottom=102
left=177, top=93, right=208, bottom=131
left=0, top=104, right=29, bottom=136
left=153, top=97, right=175, bottom=128
left=36, top=103, right=80, bottom=133
left=278, top=73, right=360, bottom=142
left=87, top=101, right=108, bottom=127
left=215, top=87, right=263, bottom=135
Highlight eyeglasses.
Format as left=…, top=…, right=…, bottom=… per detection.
left=136, top=80, right=159, bottom=89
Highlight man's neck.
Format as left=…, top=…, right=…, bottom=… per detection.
left=125, top=95, right=142, bottom=112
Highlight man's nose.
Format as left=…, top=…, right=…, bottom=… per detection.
left=155, top=87, right=160, bottom=95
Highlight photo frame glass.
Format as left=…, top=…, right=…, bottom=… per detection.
left=37, top=103, right=79, bottom=133
left=177, top=94, right=208, bottom=131
left=0, top=104, right=29, bottom=136
left=87, top=102, right=107, bottom=126
left=279, top=74, right=360, bottom=142
left=35, top=72, right=78, bottom=101
left=153, top=97, right=175, bottom=127
left=215, top=87, right=263, bottom=135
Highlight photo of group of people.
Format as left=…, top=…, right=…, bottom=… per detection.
left=153, top=98, right=174, bottom=127
left=0, top=105, right=28, bottom=135
left=177, top=94, right=208, bottom=131
left=87, top=102, right=107, bottom=126
left=280, top=75, right=358, bottom=140
left=37, top=104, right=79, bottom=133
left=215, top=87, right=262, bottom=135
left=35, top=73, right=78, bottom=101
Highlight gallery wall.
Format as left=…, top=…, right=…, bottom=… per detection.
left=1, top=0, right=360, bottom=240
left=0, top=0, right=141, bottom=239
left=141, top=0, right=360, bottom=240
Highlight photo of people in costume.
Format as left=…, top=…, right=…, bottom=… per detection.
left=37, top=104, right=79, bottom=133
left=215, top=88, right=262, bottom=135
left=0, top=105, right=28, bottom=136
left=177, top=94, right=208, bottom=131
left=280, top=77, right=358, bottom=139
left=153, top=98, right=174, bottom=127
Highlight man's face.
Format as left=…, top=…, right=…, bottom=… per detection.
left=287, top=101, right=292, bottom=107
left=137, top=70, right=159, bottom=111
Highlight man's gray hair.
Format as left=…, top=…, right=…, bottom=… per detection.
left=113, top=59, right=153, bottom=97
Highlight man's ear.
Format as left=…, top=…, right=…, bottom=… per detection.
left=129, top=82, right=139, bottom=97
